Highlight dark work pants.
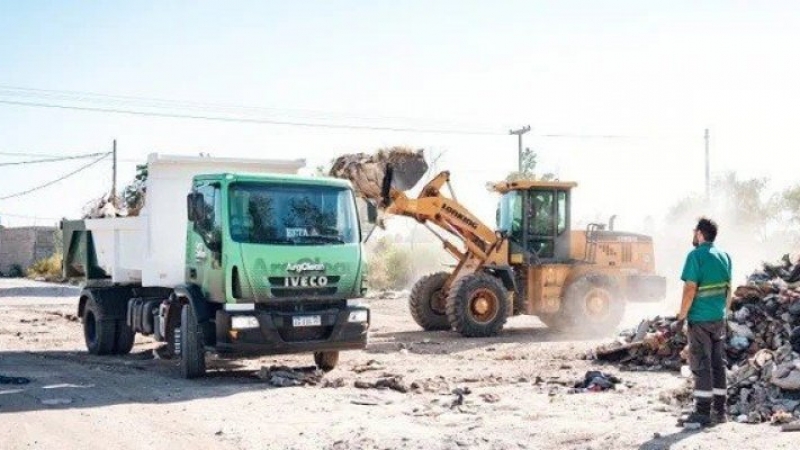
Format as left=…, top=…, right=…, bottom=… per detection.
left=688, top=321, right=727, bottom=413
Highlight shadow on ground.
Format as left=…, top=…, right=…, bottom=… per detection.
left=0, top=349, right=282, bottom=415
left=0, top=285, right=80, bottom=298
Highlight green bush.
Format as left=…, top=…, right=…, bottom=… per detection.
left=26, top=253, right=63, bottom=281
left=365, top=237, right=413, bottom=290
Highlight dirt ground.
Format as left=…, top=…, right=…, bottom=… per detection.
left=0, top=278, right=796, bottom=450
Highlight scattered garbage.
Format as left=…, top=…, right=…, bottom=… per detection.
left=353, top=376, right=409, bottom=393
left=257, top=366, right=324, bottom=387
left=569, top=371, right=623, bottom=393
left=589, top=316, right=687, bottom=371
left=351, top=360, right=386, bottom=374
left=450, top=387, right=472, bottom=408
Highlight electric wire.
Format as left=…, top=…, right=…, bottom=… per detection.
left=0, top=153, right=110, bottom=200
left=0, top=152, right=106, bottom=166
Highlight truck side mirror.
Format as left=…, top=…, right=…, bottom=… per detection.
left=187, top=193, right=197, bottom=222
left=187, top=193, right=205, bottom=224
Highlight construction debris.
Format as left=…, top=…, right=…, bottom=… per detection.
left=724, top=255, right=800, bottom=423
left=589, top=316, right=687, bottom=371
left=592, top=254, right=800, bottom=424
left=329, top=147, right=428, bottom=200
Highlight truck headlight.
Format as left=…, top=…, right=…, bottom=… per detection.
left=348, top=310, right=368, bottom=323
left=231, top=316, right=259, bottom=329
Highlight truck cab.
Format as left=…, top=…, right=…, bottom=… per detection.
left=183, top=173, right=369, bottom=361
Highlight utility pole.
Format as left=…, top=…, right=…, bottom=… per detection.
left=704, top=128, right=710, bottom=200
left=111, top=139, right=118, bottom=201
left=509, top=125, right=531, bottom=172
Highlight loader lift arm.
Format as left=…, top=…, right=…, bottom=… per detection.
left=379, top=169, right=511, bottom=290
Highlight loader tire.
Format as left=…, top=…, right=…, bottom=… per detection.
left=179, top=302, right=207, bottom=379
left=547, top=275, right=625, bottom=336
left=113, top=319, right=136, bottom=355
left=409, top=272, right=451, bottom=331
left=446, top=272, right=509, bottom=337
left=314, top=351, right=339, bottom=372
left=82, top=293, right=117, bottom=356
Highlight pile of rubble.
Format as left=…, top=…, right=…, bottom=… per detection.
left=591, top=254, right=800, bottom=424
left=724, top=255, right=800, bottom=423
left=590, top=315, right=687, bottom=371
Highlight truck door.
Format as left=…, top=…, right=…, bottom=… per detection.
left=187, top=182, right=226, bottom=301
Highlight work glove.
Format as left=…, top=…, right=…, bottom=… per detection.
left=670, top=318, right=686, bottom=334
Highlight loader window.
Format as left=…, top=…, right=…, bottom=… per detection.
left=497, top=192, right=522, bottom=242
left=557, top=191, right=567, bottom=235
left=529, top=190, right=555, bottom=258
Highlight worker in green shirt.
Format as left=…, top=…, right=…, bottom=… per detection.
left=676, top=217, right=732, bottom=428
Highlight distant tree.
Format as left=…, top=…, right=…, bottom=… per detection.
left=665, top=171, right=777, bottom=242
left=505, top=147, right=555, bottom=182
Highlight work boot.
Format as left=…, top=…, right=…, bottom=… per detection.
left=677, top=400, right=712, bottom=428
left=711, top=395, right=728, bottom=424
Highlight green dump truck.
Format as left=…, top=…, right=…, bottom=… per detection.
left=62, top=154, right=370, bottom=378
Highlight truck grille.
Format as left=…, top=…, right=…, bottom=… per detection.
left=278, top=326, right=333, bottom=342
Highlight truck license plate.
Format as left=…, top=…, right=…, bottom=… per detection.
left=292, top=315, right=321, bottom=327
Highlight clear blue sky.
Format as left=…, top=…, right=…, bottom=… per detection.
left=1, top=1, right=799, bottom=231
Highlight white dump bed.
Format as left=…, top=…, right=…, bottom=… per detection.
left=86, top=153, right=305, bottom=287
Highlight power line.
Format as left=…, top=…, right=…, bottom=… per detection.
left=0, top=211, right=60, bottom=220
left=0, top=87, right=505, bottom=135
left=0, top=85, right=502, bottom=131
left=0, top=153, right=110, bottom=200
left=0, top=99, right=504, bottom=135
left=0, top=150, right=141, bottom=164
left=0, top=152, right=106, bottom=166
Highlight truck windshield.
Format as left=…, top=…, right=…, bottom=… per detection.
left=228, top=183, right=359, bottom=245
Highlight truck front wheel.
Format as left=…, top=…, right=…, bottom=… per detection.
left=179, top=302, right=207, bottom=378
left=83, top=293, right=117, bottom=355
left=314, top=351, right=339, bottom=372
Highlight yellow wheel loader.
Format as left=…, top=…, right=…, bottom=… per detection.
left=330, top=150, right=666, bottom=337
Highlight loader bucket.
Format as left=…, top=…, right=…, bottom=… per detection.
left=329, top=148, right=428, bottom=201
left=388, top=155, right=428, bottom=191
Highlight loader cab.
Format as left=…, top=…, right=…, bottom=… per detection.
left=496, top=180, right=577, bottom=263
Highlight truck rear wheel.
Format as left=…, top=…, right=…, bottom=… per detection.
left=314, top=351, right=339, bottom=372
left=445, top=272, right=509, bottom=337
left=546, top=275, right=625, bottom=335
left=179, top=302, right=207, bottom=379
left=82, top=293, right=117, bottom=355
left=113, top=319, right=136, bottom=355
left=409, top=272, right=451, bottom=331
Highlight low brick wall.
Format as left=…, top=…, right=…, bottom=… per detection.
left=0, top=227, right=57, bottom=275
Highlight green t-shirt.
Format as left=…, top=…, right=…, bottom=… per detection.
left=680, top=242, right=732, bottom=323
